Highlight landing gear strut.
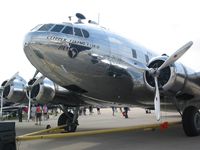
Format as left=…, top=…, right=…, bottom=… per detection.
left=182, top=106, right=200, bottom=136
left=58, top=105, right=79, bottom=132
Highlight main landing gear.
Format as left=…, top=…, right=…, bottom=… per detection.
left=182, top=106, right=200, bottom=136
left=58, top=105, right=79, bottom=132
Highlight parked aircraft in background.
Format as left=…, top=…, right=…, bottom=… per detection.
left=1, top=13, right=200, bottom=137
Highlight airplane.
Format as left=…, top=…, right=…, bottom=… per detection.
left=1, top=13, right=200, bottom=137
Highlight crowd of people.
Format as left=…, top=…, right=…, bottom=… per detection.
left=79, top=106, right=130, bottom=118
left=30, top=104, right=49, bottom=125
left=111, top=106, right=130, bottom=118
left=17, top=104, right=134, bottom=124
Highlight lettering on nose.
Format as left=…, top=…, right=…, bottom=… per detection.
left=47, top=36, right=100, bottom=58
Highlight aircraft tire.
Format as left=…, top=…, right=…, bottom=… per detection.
left=182, top=106, right=200, bottom=136
left=57, top=112, right=77, bottom=132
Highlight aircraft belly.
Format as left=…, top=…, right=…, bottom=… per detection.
left=44, top=53, right=143, bottom=104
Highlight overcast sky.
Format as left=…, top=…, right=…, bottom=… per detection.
left=0, top=0, right=200, bottom=83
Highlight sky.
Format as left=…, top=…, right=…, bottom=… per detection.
left=1, top=0, right=200, bottom=83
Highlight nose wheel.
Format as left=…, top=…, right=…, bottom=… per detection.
left=58, top=112, right=78, bottom=132
left=58, top=105, right=79, bottom=132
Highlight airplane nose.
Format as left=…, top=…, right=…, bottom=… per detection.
left=23, top=31, right=50, bottom=55
left=23, top=31, right=50, bottom=66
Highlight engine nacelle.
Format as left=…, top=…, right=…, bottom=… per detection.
left=144, top=56, right=187, bottom=93
left=1, top=76, right=27, bottom=102
left=30, top=78, right=55, bottom=104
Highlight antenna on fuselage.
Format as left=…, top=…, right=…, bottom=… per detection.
left=75, top=13, right=86, bottom=23
left=68, top=16, right=72, bottom=21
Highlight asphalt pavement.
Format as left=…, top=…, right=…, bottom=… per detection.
left=10, top=108, right=200, bottom=150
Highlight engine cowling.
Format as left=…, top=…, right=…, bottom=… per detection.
left=29, top=78, right=55, bottom=104
left=1, top=76, right=27, bottom=102
left=144, top=56, right=187, bottom=93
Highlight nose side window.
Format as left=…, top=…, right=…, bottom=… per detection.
left=82, top=29, right=89, bottom=38
left=74, top=28, right=83, bottom=37
left=51, top=25, right=64, bottom=32
left=62, top=26, right=73, bottom=35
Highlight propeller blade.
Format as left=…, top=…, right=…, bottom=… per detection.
left=4, top=72, right=19, bottom=87
left=32, top=76, right=45, bottom=87
left=154, top=77, right=160, bottom=121
left=158, top=41, right=193, bottom=71
left=27, top=90, right=31, bottom=121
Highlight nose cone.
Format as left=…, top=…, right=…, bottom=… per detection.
left=24, top=31, right=51, bottom=59
left=24, top=32, right=40, bottom=62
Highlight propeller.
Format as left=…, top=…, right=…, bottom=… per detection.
left=0, top=72, right=19, bottom=118
left=131, top=41, right=193, bottom=121
left=153, top=41, right=193, bottom=120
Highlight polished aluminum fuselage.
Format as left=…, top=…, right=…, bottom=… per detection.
left=24, top=22, right=200, bottom=110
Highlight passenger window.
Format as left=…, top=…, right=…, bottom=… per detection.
left=62, top=26, right=73, bottom=35
left=74, top=28, right=83, bottom=37
left=145, top=54, right=149, bottom=63
left=38, top=24, right=54, bottom=31
left=132, top=49, right=137, bottom=58
left=51, top=25, right=64, bottom=32
left=82, top=29, right=89, bottom=38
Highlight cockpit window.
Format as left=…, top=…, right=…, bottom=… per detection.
left=62, top=26, right=73, bottom=35
left=51, top=25, right=65, bottom=32
left=31, top=24, right=43, bottom=31
left=74, top=28, right=83, bottom=37
left=82, top=29, right=89, bottom=38
left=38, top=24, right=54, bottom=31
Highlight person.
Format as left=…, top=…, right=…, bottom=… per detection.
left=89, top=106, right=93, bottom=115
left=123, top=107, right=129, bottom=118
left=31, top=104, right=36, bottom=122
left=119, top=107, right=123, bottom=113
left=111, top=106, right=115, bottom=116
left=35, top=104, right=42, bottom=125
left=145, top=108, right=151, bottom=114
left=83, top=107, right=86, bottom=115
left=97, top=107, right=101, bottom=115
left=43, top=104, right=48, bottom=120
left=79, top=107, right=83, bottom=116
left=18, top=107, right=23, bottom=122
left=23, top=106, right=28, bottom=120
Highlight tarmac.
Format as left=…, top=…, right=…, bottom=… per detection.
left=10, top=108, right=200, bottom=150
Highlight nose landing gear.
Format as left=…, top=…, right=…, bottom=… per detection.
left=58, top=106, right=79, bottom=132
